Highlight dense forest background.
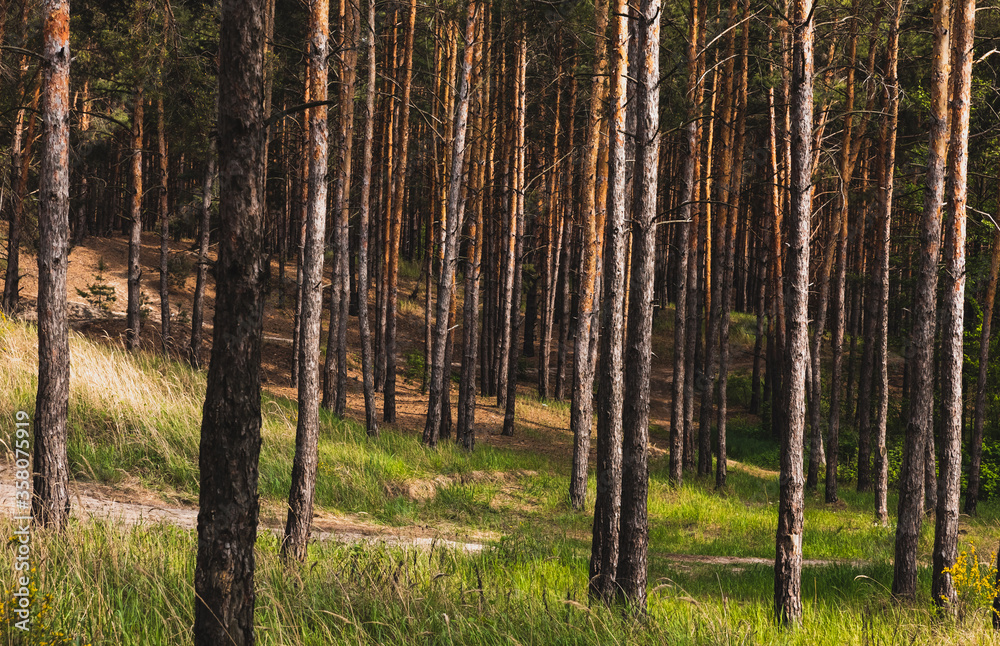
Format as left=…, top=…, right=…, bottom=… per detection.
left=5, top=0, right=1000, bottom=640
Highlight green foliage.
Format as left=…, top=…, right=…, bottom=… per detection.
left=403, top=349, right=425, bottom=384
left=166, top=254, right=194, bottom=289
left=74, top=257, right=116, bottom=313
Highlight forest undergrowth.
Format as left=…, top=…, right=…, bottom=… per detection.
left=3, top=319, right=1000, bottom=644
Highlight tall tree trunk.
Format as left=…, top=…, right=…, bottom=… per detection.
left=356, top=0, right=379, bottom=436
left=774, top=0, right=812, bottom=625
left=323, top=0, right=358, bottom=416
left=158, top=95, right=172, bottom=353
left=590, top=0, right=627, bottom=600
left=966, top=176, right=1000, bottom=515
left=384, top=0, right=417, bottom=423
left=282, top=0, right=330, bottom=564
left=826, top=0, right=860, bottom=504
left=669, top=0, right=700, bottom=485
left=189, top=141, right=216, bottom=368
left=424, top=0, right=478, bottom=447
left=193, top=0, right=267, bottom=640
left=33, top=0, right=72, bottom=532
left=617, top=0, right=659, bottom=610
left=932, top=0, right=974, bottom=610
left=569, top=0, right=610, bottom=509
left=892, top=0, right=950, bottom=599
left=501, top=28, right=528, bottom=438
left=126, top=88, right=144, bottom=351
left=2, top=47, right=32, bottom=317
left=457, top=7, right=488, bottom=450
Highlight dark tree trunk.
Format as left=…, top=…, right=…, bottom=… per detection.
left=158, top=96, right=172, bottom=353
left=617, top=0, right=659, bottom=611
left=424, top=0, right=478, bottom=447
left=932, top=0, right=973, bottom=610
left=126, top=88, right=144, bottom=351
left=383, top=0, right=417, bottom=423
left=193, top=0, right=267, bottom=639
left=189, top=142, right=216, bottom=368
left=590, top=0, right=627, bottom=600
left=966, top=180, right=1000, bottom=515
left=33, top=0, right=72, bottom=532
left=570, top=0, right=610, bottom=508
left=669, top=0, right=699, bottom=485
left=892, top=0, right=950, bottom=599
left=774, top=0, right=812, bottom=625
left=283, top=0, right=330, bottom=563
left=356, top=0, right=379, bottom=436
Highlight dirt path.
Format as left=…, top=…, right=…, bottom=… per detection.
left=0, top=483, right=486, bottom=553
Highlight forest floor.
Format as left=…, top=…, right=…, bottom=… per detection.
left=2, top=234, right=999, bottom=645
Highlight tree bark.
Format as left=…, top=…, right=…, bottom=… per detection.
left=282, top=0, right=330, bottom=564
left=425, top=0, right=479, bottom=447
left=932, top=0, right=974, bottom=610
left=158, top=96, right=172, bottom=353
left=892, top=0, right=950, bottom=599
left=590, top=0, right=627, bottom=600
left=126, top=88, right=144, bottom=351
left=569, top=0, right=610, bottom=509
left=669, top=0, right=700, bottom=485
left=384, top=0, right=417, bottom=423
left=617, top=0, right=659, bottom=610
left=774, top=0, right=812, bottom=625
left=189, top=140, right=216, bottom=368
left=356, top=0, right=379, bottom=437
left=966, top=177, right=1000, bottom=515
left=193, top=0, right=267, bottom=640
left=33, top=0, right=72, bottom=532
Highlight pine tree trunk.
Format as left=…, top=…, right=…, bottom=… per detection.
left=193, top=0, right=267, bottom=639
left=424, top=0, right=478, bottom=447
left=355, top=0, right=379, bottom=437
left=33, top=0, right=72, bottom=532
left=126, top=88, right=144, bottom=351
left=158, top=96, right=172, bottom=353
left=932, top=0, right=973, bottom=610
left=669, top=0, right=700, bottom=485
left=892, top=0, right=950, bottom=599
left=966, top=181, right=1000, bottom=516
left=384, top=0, right=417, bottom=423
left=189, top=143, right=215, bottom=369
left=502, top=29, right=527, bottom=439
left=570, top=0, right=610, bottom=509
left=283, top=0, right=330, bottom=564
left=774, top=0, right=812, bottom=624
left=590, top=0, right=627, bottom=599
left=1, top=49, right=32, bottom=317
left=617, top=0, right=659, bottom=610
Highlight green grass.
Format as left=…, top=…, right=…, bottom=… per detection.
left=4, top=318, right=1000, bottom=644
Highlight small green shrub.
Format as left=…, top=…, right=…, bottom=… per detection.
left=75, top=257, right=116, bottom=313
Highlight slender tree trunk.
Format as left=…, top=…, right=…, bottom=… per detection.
left=892, top=0, right=950, bottom=599
left=384, top=0, right=417, bottom=423
left=932, top=0, right=974, bottom=610
left=590, top=0, right=627, bottom=600
left=283, top=0, right=330, bottom=564
left=570, top=0, right=610, bottom=509
left=617, top=0, right=659, bottom=611
left=189, top=141, right=216, bottom=368
left=33, top=0, right=72, bottom=532
left=323, top=0, right=358, bottom=416
left=458, top=8, right=487, bottom=450
left=2, top=49, right=32, bottom=317
left=826, top=0, right=860, bottom=504
left=158, top=96, right=172, bottom=353
left=193, top=0, right=267, bottom=639
left=774, top=0, right=812, bottom=625
left=356, top=0, right=379, bottom=436
left=424, top=0, right=478, bottom=446
left=501, top=29, right=528, bottom=438
left=126, top=88, right=144, bottom=351
left=966, top=178, right=1000, bottom=515
left=669, top=0, right=700, bottom=485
